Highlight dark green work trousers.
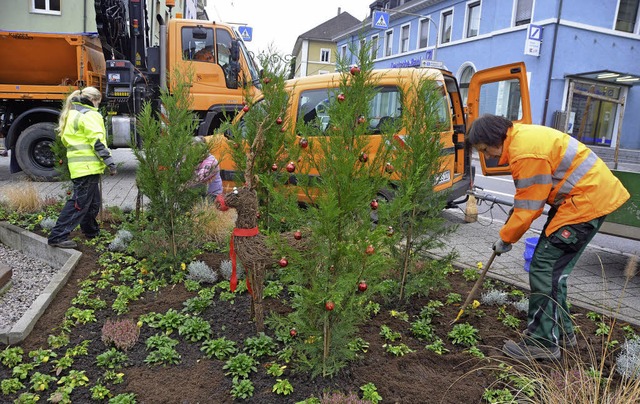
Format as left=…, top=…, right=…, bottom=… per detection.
left=526, top=209, right=606, bottom=348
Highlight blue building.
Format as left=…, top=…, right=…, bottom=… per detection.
left=336, top=0, right=640, bottom=152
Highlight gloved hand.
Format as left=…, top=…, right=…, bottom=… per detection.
left=109, top=166, right=117, bottom=176
left=492, top=239, right=512, bottom=255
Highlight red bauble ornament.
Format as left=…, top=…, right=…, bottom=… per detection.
left=286, top=161, right=296, bottom=173
left=58, top=159, right=64, bottom=165
left=299, top=138, right=308, bottom=148
left=329, top=265, right=335, bottom=272
left=359, top=152, right=368, bottom=163
left=276, top=117, right=283, bottom=125
left=357, top=115, right=366, bottom=124
left=290, top=328, right=298, bottom=337
left=325, top=301, right=335, bottom=311
left=271, top=163, right=278, bottom=172
left=358, top=281, right=368, bottom=292
left=337, top=93, right=345, bottom=102
left=365, top=244, right=375, bottom=255
left=263, top=77, right=271, bottom=84
left=294, top=230, right=302, bottom=240
left=370, top=199, right=379, bottom=210
left=385, top=162, right=395, bottom=173
left=279, top=257, right=289, bottom=268
left=350, top=65, right=361, bottom=75
left=242, top=105, right=250, bottom=113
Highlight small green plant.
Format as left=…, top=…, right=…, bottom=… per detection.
left=104, top=370, right=125, bottom=385
left=360, top=382, right=382, bottom=403
left=1, top=377, right=25, bottom=395
left=389, top=310, right=409, bottom=322
left=272, top=378, right=294, bottom=395
left=96, top=348, right=129, bottom=370
left=380, top=325, right=402, bottom=342
left=14, top=392, right=40, bottom=404
left=426, top=338, right=449, bottom=355
left=264, top=280, right=284, bottom=298
left=178, top=316, right=212, bottom=342
left=28, top=348, right=56, bottom=366
left=586, top=311, right=601, bottom=321
left=445, top=293, right=462, bottom=305
left=13, top=362, right=35, bottom=380
left=144, top=346, right=181, bottom=366
left=51, top=355, right=74, bottom=374
left=365, top=301, right=381, bottom=316
left=462, top=268, right=480, bottom=281
left=230, top=378, right=254, bottom=399
left=90, top=383, right=111, bottom=400
left=244, top=333, right=276, bottom=357
left=223, top=353, right=257, bottom=381
left=29, top=372, right=56, bottom=392
left=145, top=333, right=179, bottom=350
left=47, top=333, right=70, bottom=349
left=482, top=387, right=514, bottom=403
left=65, top=306, right=97, bottom=325
left=383, top=343, right=414, bottom=356
left=66, top=340, right=91, bottom=357
left=109, top=392, right=137, bottom=403
left=201, top=337, right=238, bottom=360
left=411, top=318, right=435, bottom=341
left=595, top=322, right=611, bottom=337
left=0, top=346, right=24, bottom=368
left=448, top=323, right=480, bottom=347
left=501, top=314, right=522, bottom=330
left=466, top=346, right=485, bottom=358
left=57, top=369, right=89, bottom=390
left=182, top=296, right=212, bottom=314
left=266, top=363, right=286, bottom=377
left=347, top=337, right=370, bottom=355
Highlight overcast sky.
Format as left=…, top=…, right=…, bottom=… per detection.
left=205, top=1, right=374, bottom=55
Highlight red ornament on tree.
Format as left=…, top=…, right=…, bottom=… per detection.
left=279, top=257, right=289, bottom=268
left=350, top=65, right=361, bottom=75
left=271, top=163, right=278, bottom=172
left=337, top=93, right=345, bottom=102
left=263, top=77, right=271, bottom=84
left=370, top=199, right=379, bottom=210
left=276, top=117, right=283, bottom=125
left=358, top=281, right=368, bottom=292
left=325, top=301, right=335, bottom=311
left=365, top=244, right=375, bottom=255
left=294, top=230, right=302, bottom=240
left=359, top=152, right=368, bottom=163
left=299, top=138, right=308, bottom=148
left=385, top=162, right=395, bottom=173
left=290, top=328, right=298, bottom=337
left=357, top=115, right=366, bottom=124
left=242, top=105, right=250, bottom=113
left=286, top=161, right=296, bottom=173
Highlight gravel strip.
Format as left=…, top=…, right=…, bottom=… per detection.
left=0, top=243, right=57, bottom=330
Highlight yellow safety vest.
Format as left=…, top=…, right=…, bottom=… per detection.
left=61, top=103, right=107, bottom=179
left=498, top=123, right=630, bottom=244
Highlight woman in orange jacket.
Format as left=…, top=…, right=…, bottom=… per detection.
left=467, top=114, right=630, bottom=361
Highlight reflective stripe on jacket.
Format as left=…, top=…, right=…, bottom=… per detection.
left=62, top=103, right=109, bottom=179
left=498, top=123, right=630, bottom=244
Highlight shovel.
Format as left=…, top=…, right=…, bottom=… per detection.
left=450, top=250, right=498, bottom=325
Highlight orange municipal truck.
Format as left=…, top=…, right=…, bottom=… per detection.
left=0, top=0, right=261, bottom=181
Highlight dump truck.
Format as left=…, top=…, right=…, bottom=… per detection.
left=0, top=0, right=261, bottom=181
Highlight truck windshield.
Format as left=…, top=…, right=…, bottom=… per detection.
left=237, top=40, right=261, bottom=87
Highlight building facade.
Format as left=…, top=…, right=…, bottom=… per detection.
left=336, top=0, right=640, bottom=151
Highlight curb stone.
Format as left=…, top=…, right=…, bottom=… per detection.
left=0, top=222, right=82, bottom=345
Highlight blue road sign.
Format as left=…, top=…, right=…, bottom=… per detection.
left=371, top=11, right=389, bottom=30
left=239, top=26, right=253, bottom=42
left=528, top=24, right=542, bottom=41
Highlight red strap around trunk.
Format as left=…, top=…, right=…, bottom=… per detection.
left=229, top=227, right=259, bottom=294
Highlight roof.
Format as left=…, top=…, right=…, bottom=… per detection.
left=291, top=11, right=361, bottom=55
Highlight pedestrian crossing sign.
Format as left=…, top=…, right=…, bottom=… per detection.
left=371, top=11, right=389, bottom=30
left=239, top=26, right=253, bottom=42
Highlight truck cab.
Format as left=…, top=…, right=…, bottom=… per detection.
left=212, top=62, right=530, bottom=206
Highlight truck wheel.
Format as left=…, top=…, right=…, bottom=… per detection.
left=16, top=122, right=60, bottom=182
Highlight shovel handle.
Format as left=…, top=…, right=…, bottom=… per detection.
left=451, top=251, right=498, bottom=324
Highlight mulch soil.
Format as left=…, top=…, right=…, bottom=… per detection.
left=1, top=229, right=634, bottom=403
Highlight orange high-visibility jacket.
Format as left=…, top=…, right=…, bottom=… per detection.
left=498, top=124, right=630, bottom=244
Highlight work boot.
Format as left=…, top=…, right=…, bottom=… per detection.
left=522, top=329, right=577, bottom=348
left=502, top=339, right=561, bottom=360
left=48, top=240, right=77, bottom=249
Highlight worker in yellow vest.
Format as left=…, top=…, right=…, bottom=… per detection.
left=467, top=114, right=630, bottom=361
left=48, top=87, right=117, bottom=248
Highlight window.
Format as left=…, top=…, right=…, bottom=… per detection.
left=515, top=0, right=533, bottom=26
left=400, top=24, right=410, bottom=53
left=371, top=35, right=379, bottom=59
left=385, top=30, right=393, bottom=56
left=31, top=0, right=61, bottom=14
left=441, top=10, right=453, bottom=44
left=458, top=65, right=476, bottom=105
left=616, top=0, right=640, bottom=32
left=340, top=45, right=347, bottom=60
left=466, top=1, right=481, bottom=38
left=320, top=48, right=331, bottom=63
left=478, top=79, right=523, bottom=121
left=419, top=18, right=431, bottom=48
left=182, top=27, right=215, bottom=63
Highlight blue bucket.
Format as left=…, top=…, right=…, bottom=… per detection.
left=523, top=236, right=539, bottom=272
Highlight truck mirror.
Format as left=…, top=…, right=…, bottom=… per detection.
left=227, top=61, right=239, bottom=89
left=230, top=40, right=239, bottom=62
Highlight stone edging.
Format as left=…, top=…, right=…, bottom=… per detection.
left=0, top=222, right=82, bottom=344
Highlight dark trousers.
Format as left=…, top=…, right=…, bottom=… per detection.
left=48, top=174, right=102, bottom=243
left=526, top=208, right=606, bottom=347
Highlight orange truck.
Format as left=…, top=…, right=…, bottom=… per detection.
left=0, top=0, right=261, bottom=181
left=211, top=62, right=531, bottom=206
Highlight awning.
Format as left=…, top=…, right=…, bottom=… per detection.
left=567, top=70, right=640, bottom=86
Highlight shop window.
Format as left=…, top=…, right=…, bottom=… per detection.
left=466, top=1, right=481, bottom=38
left=441, top=10, right=453, bottom=44
left=31, top=0, right=61, bottom=15
left=616, top=0, right=639, bottom=33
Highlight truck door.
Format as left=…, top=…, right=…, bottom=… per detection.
left=466, top=62, right=531, bottom=176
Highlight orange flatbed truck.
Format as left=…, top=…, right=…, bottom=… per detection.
left=1, top=0, right=261, bottom=181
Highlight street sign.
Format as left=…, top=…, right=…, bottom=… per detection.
left=372, top=11, right=389, bottom=30
left=524, top=24, right=542, bottom=56
left=421, top=60, right=444, bottom=69
left=239, top=26, right=253, bottom=42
